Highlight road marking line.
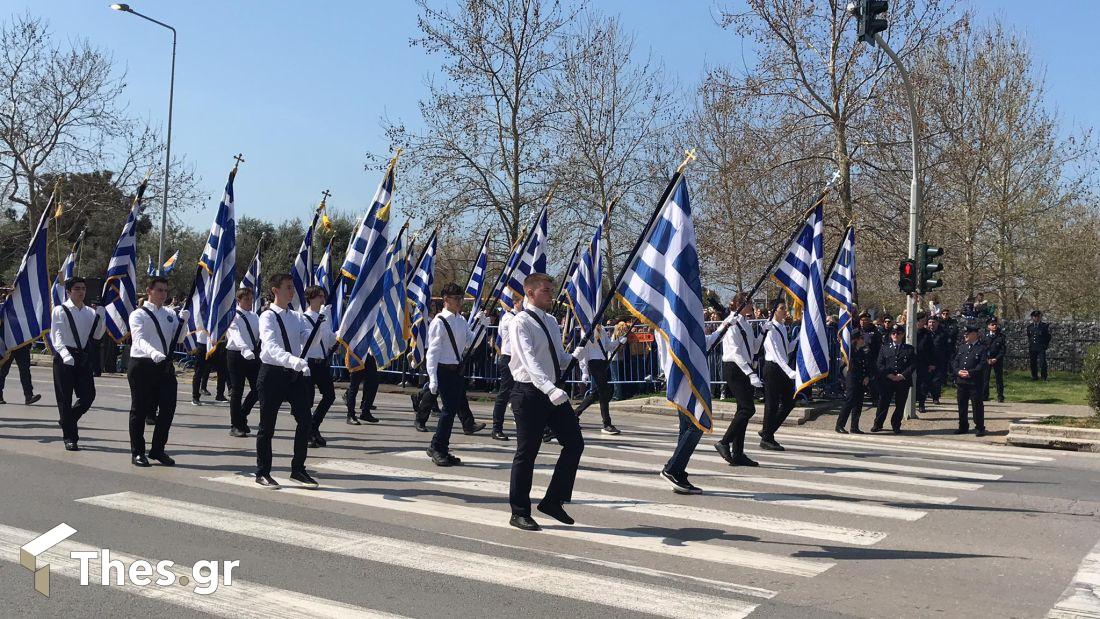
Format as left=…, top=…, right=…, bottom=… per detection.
left=76, top=492, right=762, bottom=617
left=1048, top=539, right=1100, bottom=619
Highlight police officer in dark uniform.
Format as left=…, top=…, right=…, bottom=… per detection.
left=858, top=311, right=881, bottom=403
left=915, top=311, right=937, bottom=413
left=1026, top=310, right=1051, bottom=380
left=928, top=315, right=952, bottom=404
left=953, top=325, right=988, bottom=436
left=835, top=330, right=870, bottom=434
left=872, top=325, right=915, bottom=434
left=982, top=317, right=1006, bottom=403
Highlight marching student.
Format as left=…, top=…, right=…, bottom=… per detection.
left=574, top=323, right=626, bottom=435
left=953, top=325, right=989, bottom=436
left=759, top=302, right=798, bottom=451
left=343, top=355, right=380, bottom=425
left=0, top=289, right=41, bottom=405
left=871, top=325, right=916, bottom=434
left=424, top=283, right=487, bottom=466
left=490, top=306, right=519, bottom=441
left=301, top=285, right=337, bottom=448
left=225, top=286, right=261, bottom=437
left=255, top=273, right=317, bottom=488
left=707, top=293, right=762, bottom=466
left=190, top=327, right=226, bottom=406
left=835, top=330, right=871, bottom=433
left=128, top=276, right=188, bottom=467
left=507, top=273, right=586, bottom=531
left=50, top=277, right=106, bottom=451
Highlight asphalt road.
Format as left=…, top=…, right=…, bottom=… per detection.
left=2, top=365, right=1099, bottom=618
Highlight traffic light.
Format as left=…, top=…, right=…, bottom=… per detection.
left=918, top=243, right=944, bottom=293
left=898, top=259, right=917, bottom=295
left=853, top=0, right=889, bottom=46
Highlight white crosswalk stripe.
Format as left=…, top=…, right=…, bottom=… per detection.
left=76, top=492, right=763, bottom=618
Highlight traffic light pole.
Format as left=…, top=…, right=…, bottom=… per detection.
left=875, top=32, right=922, bottom=420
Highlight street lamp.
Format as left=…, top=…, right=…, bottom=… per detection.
left=110, top=3, right=176, bottom=276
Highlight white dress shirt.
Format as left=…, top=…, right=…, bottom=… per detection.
left=426, top=308, right=474, bottom=390
left=509, top=301, right=572, bottom=399
left=301, top=307, right=336, bottom=360
left=226, top=309, right=261, bottom=360
left=50, top=301, right=106, bottom=365
left=259, top=304, right=309, bottom=373
left=763, top=319, right=797, bottom=380
left=497, top=310, right=517, bottom=358
left=706, top=314, right=760, bottom=379
left=129, top=301, right=187, bottom=363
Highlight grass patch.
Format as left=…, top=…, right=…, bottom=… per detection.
left=1000, top=370, right=1087, bottom=405
left=1037, top=415, right=1100, bottom=428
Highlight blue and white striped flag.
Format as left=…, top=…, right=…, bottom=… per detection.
left=464, top=231, right=489, bottom=324
left=147, top=256, right=155, bottom=277
left=101, top=180, right=148, bottom=342
left=341, top=155, right=396, bottom=281
left=336, top=195, right=393, bottom=371
left=773, top=201, right=830, bottom=392
left=197, top=168, right=238, bottom=357
left=289, top=216, right=315, bottom=312
left=366, top=228, right=409, bottom=368
left=315, top=238, right=333, bottom=295
left=241, top=245, right=261, bottom=300
left=615, top=175, right=713, bottom=431
left=825, top=225, right=856, bottom=369
left=2, top=192, right=55, bottom=354
left=499, top=205, right=547, bottom=311
left=407, top=233, right=437, bottom=368
left=564, top=223, right=603, bottom=338
left=51, top=235, right=82, bottom=308
left=182, top=266, right=209, bottom=353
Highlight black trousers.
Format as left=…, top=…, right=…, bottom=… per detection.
left=761, top=361, right=794, bottom=440
left=346, top=357, right=379, bottom=416
left=0, top=346, right=33, bottom=399
left=430, top=365, right=467, bottom=454
left=718, top=362, right=755, bottom=454
left=874, top=378, right=909, bottom=431
left=957, top=381, right=985, bottom=430
left=1029, top=350, right=1048, bottom=380
left=53, top=351, right=95, bottom=442
left=983, top=363, right=1004, bottom=401
left=256, top=364, right=313, bottom=476
left=931, top=363, right=946, bottom=401
left=226, top=350, right=259, bottom=430
left=308, top=359, right=336, bottom=432
left=836, top=376, right=866, bottom=430
left=508, top=382, right=584, bottom=517
left=192, top=344, right=226, bottom=399
left=575, top=359, right=613, bottom=427
left=916, top=367, right=931, bottom=407
left=127, top=358, right=177, bottom=457
left=415, top=375, right=477, bottom=429
left=491, top=356, right=513, bottom=433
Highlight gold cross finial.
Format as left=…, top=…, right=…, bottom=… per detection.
left=232, top=153, right=246, bottom=169
left=677, top=148, right=697, bottom=174
left=320, top=189, right=332, bottom=205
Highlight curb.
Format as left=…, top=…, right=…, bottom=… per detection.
left=1006, top=421, right=1100, bottom=452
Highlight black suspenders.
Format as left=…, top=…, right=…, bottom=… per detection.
left=524, top=309, right=561, bottom=380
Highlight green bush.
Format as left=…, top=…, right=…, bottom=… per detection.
left=1085, top=344, right=1100, bottom=415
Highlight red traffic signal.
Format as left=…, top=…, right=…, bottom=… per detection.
left=898, top=259, right=917, bottom=295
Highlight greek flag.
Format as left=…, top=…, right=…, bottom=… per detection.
left=825, top=225, right=856, bottom=369
left=772, top=201, right=830, bottom=392
left=564, top=223, right=602, bottom=337
left=289, top=216, right=315, bottom=312
left=101, top=180, right=148, bottom=342
left=241, top=246, right=261, bottom=300
left=407, top=233, right=437, bottom=368
left=2, top=192, right=55, bottom=353
left=341, top=155, right=396, bottom=281
left=464, top=231, right=489, bottom=324
left=336, top=197, right=393, bottom=371
left=499, top=205, right=547, bottom=310
left=182, top=266, right=209, bottom=353
left=315, top=238, right=333, bottom=295
left=366, top=228, right=409, bottom=369
left=197, top=168, right=238, bottom=357
left=146, top=256, right=155, bottom=277
left=162, top=250, right=179, bottom=274
left=51, top=236, right=82, bottom=308
left=615, top=175, right=713, bottom=431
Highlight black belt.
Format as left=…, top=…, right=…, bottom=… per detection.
left=438, top=363, right=460, bottom=372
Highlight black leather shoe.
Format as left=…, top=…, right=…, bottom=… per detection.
left=147, top=451, right=175, bottom=466
left=733, top=454, right=759, bottom=467
left=713, top=442, right=735, bottom=465
left=290, top=469, right=319, bottom=488
left=229, top=427, right=249, bottom=438
left=850, top=428, right=865, bottom=434
left=427, top=448, right=452, bottom=467
left=975, top=428, right=987, bottom=437
left=358, top=411, right=379, bottom=423
left=491, top=431, right=510, bottom=441
left=215, top=395, right=228, bottom=402
left=255, top=474, right=280, bottom=488
left=370, top=405, right=378, bottom=410
left=446, top=453, right=462, bottom=465
left=892, top=427, right=902, bottom=435
left=25, top=394, right=41, bottom=405
left=146, top=415, right=159, bottom=424
left=313, top=433, right=327, bottom=447
left=463, top=422, right=486, bottom=435
left=201, top=388, right=212, bottom=396
left=414, top=421, right=429, bottom=432
left=954, top=427, right=969, bottom=434
left=132, top=454, right=151, bottom=467
left=759, top=438, right=785, bottom=451
left=64, top=440, right=79, bottom=452
left=346, top=416, right=361, bottom=425
left=835, top=426, right=848, bottom=434
left=308, top=437, right=321, bottom=448
left=0, top=397, right=6, bottom=404
left=601, top=424, right=621, bottom=435
left=870, top=426, right=883, bottom=433
left=509, top=514, right=541, bottom=531
left=191, top=397, right=201, bottom=406
left=537, top=501, right=575, bottom=525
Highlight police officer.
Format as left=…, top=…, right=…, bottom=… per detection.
left=255, top=273, right=317, bottom=488
left=759, top=302, right=797, bottom=451
left=953, top=325, right=988, bottom=436
left=302, top=285, right=337, bottom=448
left=1027, top=310, right=1051, bottom=380
left=128, top=276, right=189, bottom=467
left=508, top=273, right=586, bottom=530
left=928, top=315, right=951, bottom=404
left=575, top=323, right=626, bottom=436
left=983, top=317, right=1006, bottom=403
left=915, top=311, right=937, bottom=414
left=707, top=293, right=762, bottom=465
left=872, top=325, right=915, bottom=434
left=858, top=311, right=881, bottom=403
left=490, top=306, right=519, bottom=441
left=49, top=277, right=106, bottom=451
left=225, top=286, right=260, bottom=437
left=836, top=330, right=870, bottom=434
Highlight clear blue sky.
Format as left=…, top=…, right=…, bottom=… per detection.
left=8, top=1, right=1098, bottom=231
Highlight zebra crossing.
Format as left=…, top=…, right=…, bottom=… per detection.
left=48, top=412, right=1061, bottom=617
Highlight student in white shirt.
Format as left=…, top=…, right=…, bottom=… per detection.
left=50, top=277, right=106, bottom=451
left=705, top=293, right=763, bottom=466
left=489, top=307, right=519, bottom=441
left=574, top=325, right=626, bottom=435
left=225, top=286, right=261, bottom=437
left=302, top=285, right=337, bottom=448
left=759, top=303, right=798, bottom=451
